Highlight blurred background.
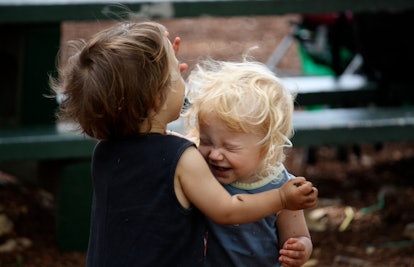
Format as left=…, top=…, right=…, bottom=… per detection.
left=1, top=1, right=414, bottom=266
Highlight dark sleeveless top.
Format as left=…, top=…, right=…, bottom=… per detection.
left=86, top=133, right=206, bottom=267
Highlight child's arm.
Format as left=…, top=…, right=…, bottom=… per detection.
left=277, top=210, right=313, bottom=267
left=175, top=146, right=318, bottom=225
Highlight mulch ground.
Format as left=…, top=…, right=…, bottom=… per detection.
left=286, top=142, right=414, bottom=267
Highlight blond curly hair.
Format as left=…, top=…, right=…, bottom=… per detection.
left=184, top=59, right=296, bottom=179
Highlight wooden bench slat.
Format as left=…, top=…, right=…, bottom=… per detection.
left=292, top=106, right=414, bottom=146
left=2, top=107, right=413, bottom=161
left=0, top=125, right=97, bottom=161
left=293, top=106, right=414, bottom=129
left=284, top=74, right=378, bottom=107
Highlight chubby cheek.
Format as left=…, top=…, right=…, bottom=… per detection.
left=233, top=154, right=262, bottom=179
left=197, top=146, right=209, bottom=160
left=233, top=162, right=254, bottom=176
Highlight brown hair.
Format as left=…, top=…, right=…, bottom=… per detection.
left=50, top=21, right=172, bottom=140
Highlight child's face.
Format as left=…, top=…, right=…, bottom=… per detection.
left=198, top=113, right=264, bottom=184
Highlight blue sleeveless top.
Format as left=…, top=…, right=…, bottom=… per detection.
left=87, top=134, right=206, bottom=267
left=205, top=166, right=292, bottom=267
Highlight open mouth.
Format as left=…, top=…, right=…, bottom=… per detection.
left=214, top=166, right=230, bottom=171
left=211, top=164, right=231, bottom=175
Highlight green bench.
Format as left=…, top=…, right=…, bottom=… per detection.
left=287, top=75, right=414, bottom=108
left=169, top=105, right=414, bottom=146
left=284, top=74, right=377, bottom=107
left=0, top=125, right=97, bottom=251
left=1, top=0, right=414, bottom=252
left=292, top=106, right=414, bottom=146
left=283, top=74, right=414, bottom=162
left=0, top=125, right=96, bottom=162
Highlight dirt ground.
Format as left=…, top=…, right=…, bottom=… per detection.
left=1, top=142, right=414, bottom=267
left=1, top=16, right=413, bottom=266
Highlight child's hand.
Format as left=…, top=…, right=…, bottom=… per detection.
left=279, top=177, right=318, bottom=210
left=171, top=36, right=188, bottom=73
left=165, top=31, right=188, bottom=73
left=279, top=237, right=310, bottom=267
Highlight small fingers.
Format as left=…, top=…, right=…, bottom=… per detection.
left=171, top=37, right=188, bottom=73
left=310, top=186, right=318, bottom=196
left=279, top=249, right=306, bottom=267
left=179, top=63, right=188, bottom=73
left=301, top=185, right=318, bottom=208
left=172, top=37, right=181, bottom=54
left=297, top=181, right=316, bottom=195
left=291, top=176, right=306, bottom=185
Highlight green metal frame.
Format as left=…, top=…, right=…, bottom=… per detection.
left=1, top=0, right=414, bottom=23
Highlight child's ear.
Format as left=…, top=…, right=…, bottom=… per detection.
left=153, top=92, right=168, bottom=112
left=153, top=92, right=162, bottom=110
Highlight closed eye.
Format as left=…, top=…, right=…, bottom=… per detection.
left=224, top=146, right=243, bottom=152
left=199, top=138, right=212, bottom=147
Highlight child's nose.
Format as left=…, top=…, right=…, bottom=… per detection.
left=208, top=148, right=223, bottom=161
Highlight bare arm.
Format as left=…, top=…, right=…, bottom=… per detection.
left=277, top=209, right=313, bottom=267
left=175, top=146, right=318, bottom=225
